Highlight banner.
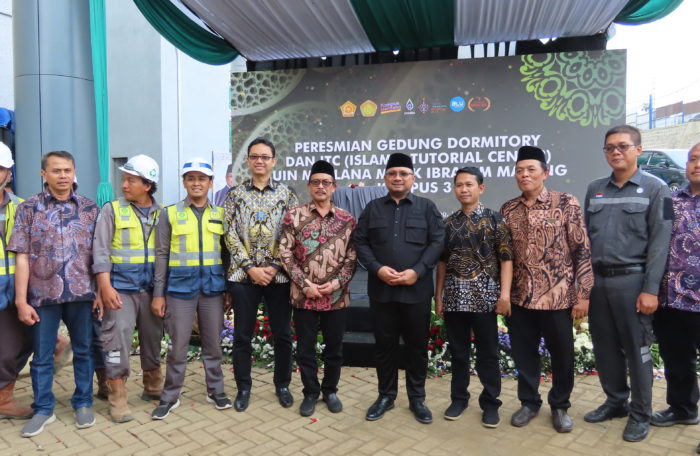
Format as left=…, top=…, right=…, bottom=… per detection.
left=230, top=50, right=626, bottom=214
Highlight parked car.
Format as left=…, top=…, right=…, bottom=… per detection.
left=637, top=149, right=688, bottom=191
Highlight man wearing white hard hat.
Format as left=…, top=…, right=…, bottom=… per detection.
left=150, top=157, right=231, bottom=420
left=0, top=142, right=33, bottom=421
left=92, top=154, right=164, bottom=423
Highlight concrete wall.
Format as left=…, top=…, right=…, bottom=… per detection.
left=106, top=0, right=230, bottom=206
left=0, top=0, right=12, bottom=110
left=643, top=122, right=700, bottom=150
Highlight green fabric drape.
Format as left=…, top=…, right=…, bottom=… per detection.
left=615, top=0, right=684, bottom=24
left=89, top=0, right=113, bottom=207
left=350, top=0, right=454, bottom=51
left=133, top=0, right=239, bottom=65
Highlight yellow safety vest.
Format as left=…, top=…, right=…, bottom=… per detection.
left=167, top=202, right=224, bottom=267
left=0, top=193, right=22, bottom=276
left=109, top=198, right=160, bottom=264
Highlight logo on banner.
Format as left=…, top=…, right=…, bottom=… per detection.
left=380, top=102, right=402, bottom=114
left=430, top=100, right=448, bottom=113
left=404, top=99, right=415, bottom=115
left=468, top=96, right=492, bottom=112
left=360, top=100, right=378, bottom=117
left=339, top=101, right=357, bottom=118
left=418, top=98, right=430, bottom=114
left=450, top=97, right=466, bottom=112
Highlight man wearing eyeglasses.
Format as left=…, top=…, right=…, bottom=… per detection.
left=223, top=137, right=298, bottom=412
left=279, top=160, right=357, bottom=417
left=584, top=125, right=672, bottom=442
left=354, top=152, right=445, bottom=424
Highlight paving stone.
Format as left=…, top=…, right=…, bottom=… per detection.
left=0, top=357, right=694, bottom=456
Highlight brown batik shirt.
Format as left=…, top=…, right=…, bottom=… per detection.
left=279, top=202, right=357, bottom=311
left=500, top=187, right=593, bottom=310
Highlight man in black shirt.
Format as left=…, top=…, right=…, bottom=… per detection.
left=354, top=153, right=445, bottom=424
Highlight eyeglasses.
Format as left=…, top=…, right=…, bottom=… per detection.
left=309, top=179, right=334, bottom=188
left=248, top=155, right=274, bottom=162
left=603, top=144, right=638, bottom=154
left=385, top=171, right=414, bottom=178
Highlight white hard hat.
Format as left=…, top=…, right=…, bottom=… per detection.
left=0, top=142, right=14, bottom=168
left=119, top=154, right=160, bottom=184
left=181, top=157, right=214, bottom=177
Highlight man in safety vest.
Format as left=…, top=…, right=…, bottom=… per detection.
left=92, top=155, right=164, bottom=423
left=150, top=157, right=231, bottom=420
left=0, top=142, right=32, bottom=420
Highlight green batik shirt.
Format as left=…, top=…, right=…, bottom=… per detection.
left=224, top=178, right=298, bottom=283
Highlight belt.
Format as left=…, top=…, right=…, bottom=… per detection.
left=593, top=264, right=645, bottom=277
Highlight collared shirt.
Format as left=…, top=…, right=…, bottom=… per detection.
left=92, top=198, right=162, bottom=274
left=354, top=192, right=445, bottom=304
left=440, top=204, right=514, bottom=313
left=501, top=187, right=593, bottom=310
left=224, top=178, right=298, bottom=283
left=7, top=191, right=98, bottom=307
left=279, top=202, right=357, bottom=310
left=660, top=185, right=700, bottom=311
left=585, top=169, right=673, bottom=295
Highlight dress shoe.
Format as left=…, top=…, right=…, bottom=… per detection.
left=623, top=418, right=649, bottom=442
left=234, top=390, right=250, bottom=412
left=299, top=395, right=317, bottom=417
left=583, top=403, right=629, bottom=423
left=551, top=408, right=573, bottom=433
left=511, top=406, right=538, bottom=427
left=443, top=401, right=467, bottom=421
left=276, top=387, right=294, bottom=408
left=409, top=400, right=433, bottom=424
left=323, top=393, right=343, bottom=413
left=365, top=396, right=394, bottom=421
left=651, top=408, right=699, bottom=427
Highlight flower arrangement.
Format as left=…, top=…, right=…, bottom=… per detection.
left=219, top=307, right=324, bottom=369
left=133, top=302, right=666, bottom=378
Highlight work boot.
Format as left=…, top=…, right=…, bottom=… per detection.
left=0, top=382, right=33, bottom=419
left=141, top=368, right=164, bottom=401
left=107, top=378, right=133, bottom=423
left=94, top=368, right=109, bottom=400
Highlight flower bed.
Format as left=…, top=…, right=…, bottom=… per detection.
left=140, top=303, right=664, bottom=377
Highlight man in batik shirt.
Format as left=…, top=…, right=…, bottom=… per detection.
left=279, top=160, right=357, bottom=417
left=652, top=142, right=700, bottom=432
left=501, top=146, right=593, bottom=434
left=435, top=167, right=513, bottom=428
left=224, top=137, right=298, bottom=411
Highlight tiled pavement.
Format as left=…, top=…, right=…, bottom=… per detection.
left=1, top=359, right=697, bottom=456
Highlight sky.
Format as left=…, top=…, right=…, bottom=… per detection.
left=607, top=0, right=700, bottom=114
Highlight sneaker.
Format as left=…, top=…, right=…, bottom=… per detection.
left=21, top=413, right=56, bottom=438
left=206, top=393, right=233, bottom=410
left=444, top=401, right=467, bottom=421
left=482, top=409, right=500, bottom=428
left=151, top=399, right=180, bottom=420
left=651, top=408, right=699, bottom=427
left=75, top=407, right=96, bottom=429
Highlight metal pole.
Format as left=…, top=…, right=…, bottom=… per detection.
left=13, top=0, right=98, bottom=199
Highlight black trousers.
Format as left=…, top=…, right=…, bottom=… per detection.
left=370, top=299, right=430, bottom=401
left=294, top=307, right=347, bottom=398
left=507, top=305, right=574, bottom=411
left=444, top=311, right=502, bottom=410
left=589, top=273, right=653, bottom=423
left=0, top=307, right=33, bottom=389
left=229, top=282, right=293, bottom=390
left=654, top=307, right=700, bottom=418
